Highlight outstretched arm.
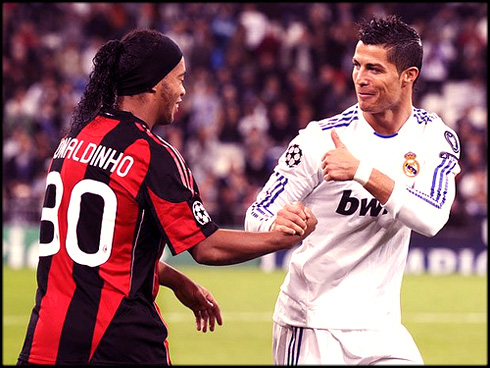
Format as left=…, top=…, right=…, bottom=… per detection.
left=189, top=204, right=317, bottom=266
left=158, top=261, right=222, bottom=333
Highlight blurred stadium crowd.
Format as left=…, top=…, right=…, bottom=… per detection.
left=2, top=3, right=487, bottom=231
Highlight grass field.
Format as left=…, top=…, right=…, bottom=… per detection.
left=3, top=266, right=487, bottom=365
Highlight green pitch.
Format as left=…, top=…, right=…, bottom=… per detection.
left=3, top=266, right=487, bottom=365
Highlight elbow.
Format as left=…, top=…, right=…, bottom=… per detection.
left=415, top=224, right=441, bottom=238
left=188, top=242, right=230, bottom=266
left=190, top=247, right=219, bottom=266
left=411, top=214, right=448, bottom=238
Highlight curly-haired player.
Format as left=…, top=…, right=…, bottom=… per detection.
left=17, top=29, right=317, bottom=366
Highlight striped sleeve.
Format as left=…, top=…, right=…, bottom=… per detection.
left=383, top=122, right=461, bottom=237
left=137, top=123, right=218, bottom=253
left=245, top=122, right=323, bottom=233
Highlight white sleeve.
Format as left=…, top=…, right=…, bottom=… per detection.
left=245, top=124, right=323, bottom=232
left=383, top=123, right=461, bottom=237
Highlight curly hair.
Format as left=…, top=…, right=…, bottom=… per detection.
left=357, top=15, right=423, bottom=79
left=67, top=40, right=122, bottom=137
left=67, top=29, right=175, bottom=137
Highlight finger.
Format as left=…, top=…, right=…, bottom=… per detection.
left=208, top=309, right=216, bottom=332
left=195, top=311, right=202, bottom=332
left=322, top=149, right=332, bottom=163
left=304, top=206, right=313, bottom=220
left=322, top=163, right=328, bottom=176
left=200, top=310, right=209, bottom=333
left=331, top=129, right=345, bottom=148
left=292, top=201, right=306, bottom=212
left=279, top=224, right=299, bottom=235
left=282, top=204, right=307, bottom=221
left=280, top=206, right=308, bottom=226
left=206, top=296, right=223, bottom=327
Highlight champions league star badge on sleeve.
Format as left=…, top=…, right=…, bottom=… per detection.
left=192, top=201, right=212, bottom=225
left=285, top=144, right=303, bottom=168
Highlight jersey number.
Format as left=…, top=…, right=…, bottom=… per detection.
left=39, top=171, right=117, bottom=267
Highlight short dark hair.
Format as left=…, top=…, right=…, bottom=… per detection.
left=358, top=15, right=423, bottom=77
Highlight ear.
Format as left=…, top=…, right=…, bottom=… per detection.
left=402, top=67, right=419, bottom=87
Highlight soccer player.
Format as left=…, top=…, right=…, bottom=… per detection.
left=245, top=15, right=461, bottom=365
left=17, top=29, right=317, bottom=366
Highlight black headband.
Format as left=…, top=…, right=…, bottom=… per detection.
left=117, top=35, right=183, bottom=96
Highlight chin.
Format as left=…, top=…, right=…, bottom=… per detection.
left=157, top=115, right=174, bottom=126
left=358, top=102, right=371, bottom=112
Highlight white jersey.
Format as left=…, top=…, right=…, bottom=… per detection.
left=245, top=104, right=461, bottom=330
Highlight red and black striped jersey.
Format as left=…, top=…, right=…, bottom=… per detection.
left=18, top=108, right=218, bottom=365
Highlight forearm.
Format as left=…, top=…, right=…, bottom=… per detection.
left=158, top=261, right=191, bottom=290
left=362, top=167, right=395, bottom=205
left=189, top=228, right=305, bottom=266
left=363, top=168, right=454, bottom=237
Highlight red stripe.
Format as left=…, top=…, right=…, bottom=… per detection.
left=30, top=117, right=120, bottom=363
left=90, top=138, right=151, bottom=358
left=135, top=122, right=194, bottom=193
left=154, top=302, right=172, bottom=364
left=163, top=144, right=193, bottom=193
left=148, top=188, right=205, bottom=254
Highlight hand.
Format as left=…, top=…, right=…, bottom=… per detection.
left=271, top=202, right=315, bottom=236
left=321, top=129, right=359, bottom=182
left=173, top=280, right=223, bottom=333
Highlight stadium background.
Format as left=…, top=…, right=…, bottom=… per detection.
left=2, top=2, right=487, bottom=365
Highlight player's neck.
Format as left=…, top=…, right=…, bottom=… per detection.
left=117, top=96, right=156, bottom=129
left=363, top=103, right=412, bottom=136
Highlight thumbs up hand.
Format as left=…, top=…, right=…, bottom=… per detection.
left=321, top=129, right=360, bottom=182
left=330, top=128, right=346, bottom=149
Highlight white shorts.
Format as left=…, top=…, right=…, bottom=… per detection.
left=272, top=322, right=424, bottom=365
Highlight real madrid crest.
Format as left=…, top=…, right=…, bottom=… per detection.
left=403, top=152, right=419, bottom=177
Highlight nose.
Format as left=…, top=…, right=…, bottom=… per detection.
left=353, top=68, right=368, bottom=87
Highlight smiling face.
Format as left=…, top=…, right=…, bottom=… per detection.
left=153, top=57, right=186, bottom=126
left=352, top=41, right=406, bottom=115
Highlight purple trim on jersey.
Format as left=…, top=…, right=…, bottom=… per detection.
left=413, top=108, right=436, bottom=125
left=250, top=172, right=288, bottom=219
left=374, top=131, right=398, bottom=138
left=407, top=157, right=457, bottom=208
left=319, top=105, right=358, bottom=131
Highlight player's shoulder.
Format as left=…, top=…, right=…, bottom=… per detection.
left=302, top=104, right=359, bottom=137
left=413, top=107, right=461, bottom=158
left=412, top=107, right=455, bottom=132
left=103, top=109, right=186, bottom=165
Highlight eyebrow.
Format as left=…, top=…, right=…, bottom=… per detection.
left=352, top=58, right=386, bottom=70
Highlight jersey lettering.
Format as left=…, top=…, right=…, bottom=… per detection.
left=335, top=190, right=388, bottom=217
left=39, top=171, right=63, bottom=256
left=39, top=172, right=116, bottom=267
left=53, top=137, right=134, bottom=177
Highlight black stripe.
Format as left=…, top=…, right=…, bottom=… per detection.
left=287, top=326, right=295, bottom=365
left=57, top=263, right=104, bottom=362
left=58, top=120, right=139, bottom=362
left=294, top=327, right=303, bottom=365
